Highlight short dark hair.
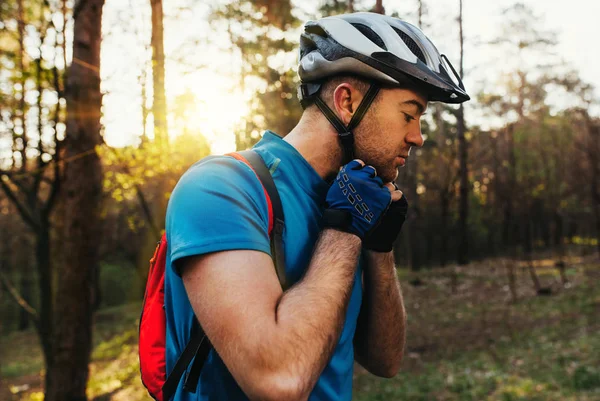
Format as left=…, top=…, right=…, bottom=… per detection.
left=303, top=73, right=426, bottom=112
left=302, top=75, right=372, bottom=112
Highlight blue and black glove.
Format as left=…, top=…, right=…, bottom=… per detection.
left=322, top=160, right=391, bottom=239
left=363, top=190, right=408, bottom=252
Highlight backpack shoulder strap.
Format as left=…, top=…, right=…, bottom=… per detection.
left=233, top=150, right=287, bottom=290
left=164, top=150, right=287, bottom=401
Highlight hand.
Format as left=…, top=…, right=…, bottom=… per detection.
left=363, top=183, right=408, bottom=252
left=322, top=160, right=391, bottom=239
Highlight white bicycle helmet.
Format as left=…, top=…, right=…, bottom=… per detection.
left=296, top=13, right=470, bottom=163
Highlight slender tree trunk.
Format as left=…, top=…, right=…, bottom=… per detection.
left=18, top=259, right=32, bottom=331
left=506, top=262, right=517, bottom=302
left=457, top=0, right=469, bottom=265
left=36, top=222, right=55, bottom=393
left=348, top=0, right=354, bottom=12
left=585, top=118, right=600, bottom=258
left=17, top=0, right=28, bottom=171
left=141, top=70, right=149, bottom=145
left=523, top=212, right=542, bottom=293
left=374, top=0, right=384, bottom=14
left=46, top=1, right=105, bottom=400
left=440, top=191, right=449, bottom=267
left=150, top=0, right=168, bottom=145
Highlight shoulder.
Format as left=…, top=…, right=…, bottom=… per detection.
left=166, top=154, right=272, bottom=270
left=174, top=155, right=262, bottom=194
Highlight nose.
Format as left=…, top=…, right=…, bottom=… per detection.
left=406, top=122, right=424, bottom=148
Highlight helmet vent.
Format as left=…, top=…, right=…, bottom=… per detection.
left=392, top=27, right=427, bottom=64
left=351, top=23, right=387, bottom=50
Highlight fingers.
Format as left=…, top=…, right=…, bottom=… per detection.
left=363, top=165, right=377, bottom=178
left=346, top=159, right=365, bottom=170
left=384, top=182, right=404, bottom=202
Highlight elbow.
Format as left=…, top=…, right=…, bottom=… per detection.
left=246, top=371, right=308, bottom=401
left=363, top=354, right=404, bottom=378
left=373, top=362, right=402, bottom=378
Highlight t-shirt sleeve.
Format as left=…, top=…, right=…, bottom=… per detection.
left=166, top=156, right=271, bottom=276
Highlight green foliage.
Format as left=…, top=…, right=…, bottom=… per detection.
left=99, top=261, right=140, bottom=308
left=210, top=0, right=302, bottom=149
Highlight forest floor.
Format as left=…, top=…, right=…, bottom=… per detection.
left=1, top=254, right=599, bottom=401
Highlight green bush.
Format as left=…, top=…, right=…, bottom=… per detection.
left=100, top=262, right=140, bottom=308
left=572, top=365, right=600, bottom=390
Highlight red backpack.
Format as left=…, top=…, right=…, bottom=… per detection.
left=139, top=150, right=287, bottom=401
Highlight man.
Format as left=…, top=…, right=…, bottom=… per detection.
left=164, top=12, right=469, bottom=401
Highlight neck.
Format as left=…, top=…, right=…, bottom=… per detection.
left=284, top=111, right=343, bottom=182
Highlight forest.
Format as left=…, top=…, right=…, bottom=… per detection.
left=0, top=0, right=598, bottom=400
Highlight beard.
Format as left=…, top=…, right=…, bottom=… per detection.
left=353, top=117, right=400, bottom=184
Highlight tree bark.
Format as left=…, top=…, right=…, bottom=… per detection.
left=36, top=222, right=55, bottom=387
left=374, top=0, right=384, bottom=14
left=17, top=0, right=28, bottom=171
left=440, top=191, right=449, bottom=266
left=456, top=0, right=469, bottom=265
left=150, top=0, right=168, bottom=145
left=17, top=258, right=31, bottom=331
left=45, top=0, right=105, bottom=400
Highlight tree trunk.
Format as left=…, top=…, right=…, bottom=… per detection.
left=408, top=206, right=421, bottom=272
left=17, top=0, right=28, bottom=171
left=440, top=191, right=449, bottom=267
left=150, top=0, right=168, bottom=145
left=45, top=1, right=105, bottom=400
left=456, top=0, right=469, bottom=265
left=34, top=222, right=55, bottom=387
left=18, top=262, right=31, bottom=331
left=374, top=0, right=384, bottom=14
left=523, top=213, right=542, bottom=293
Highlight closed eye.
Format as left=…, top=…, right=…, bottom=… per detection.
left=403, top=112, right=415, bottom=123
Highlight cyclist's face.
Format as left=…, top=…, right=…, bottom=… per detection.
left=354, top=88, right=426, bottom=183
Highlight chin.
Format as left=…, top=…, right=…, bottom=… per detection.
left=380, top=168, right=399, bottom=184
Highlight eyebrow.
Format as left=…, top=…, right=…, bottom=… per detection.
left=400, top=99, right=427, bottom=115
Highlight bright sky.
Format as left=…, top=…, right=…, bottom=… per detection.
left=100, top=0, right=600, bottom=153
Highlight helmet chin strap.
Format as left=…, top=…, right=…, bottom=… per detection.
left=313, top=84, right=380, bottom=165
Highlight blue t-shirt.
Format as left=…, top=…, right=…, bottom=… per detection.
left=164, top=131, right=363, bottom=400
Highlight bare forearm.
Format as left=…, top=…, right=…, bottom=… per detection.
left=354, top=251, right=406, bottom=377
left=267, top=229, right=361, bottom=395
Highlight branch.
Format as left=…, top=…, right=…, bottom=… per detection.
left=107, top=147, right=160, bottom=238
left=135, top=184, right=161, bottom=239
left=0, top=176, right=39, bottom=230
left=0, top=268, right=39, bottom=325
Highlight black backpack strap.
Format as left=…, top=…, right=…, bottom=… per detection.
left=238, top=150, right=288, bottom=291
left=163, top=150, right=287, bottom=400
left=162, top=324, right=207, bottom=401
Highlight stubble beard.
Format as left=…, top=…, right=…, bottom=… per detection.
left=354, top=117, right=398, bottom=184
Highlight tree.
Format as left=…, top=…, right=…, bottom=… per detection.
left=210, top=0, right=301, bottom=150
left=45, top=0, right=105, bottom=399
left=456, top=0, right=469, bottom=266
left=150, top=0, right=168, bottom=145
left=0, top=0, right=64, bottom=379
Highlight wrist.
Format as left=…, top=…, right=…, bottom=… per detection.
left=364, top=249, right=396, bottom=273
left=364, top=247, right=394, bottom=255
left=321, top=228, right=362, bottom=245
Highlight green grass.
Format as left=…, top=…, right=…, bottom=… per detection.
left=2, top=259, right=599, bottom=401
left=353, top=262, right=600, bottom=401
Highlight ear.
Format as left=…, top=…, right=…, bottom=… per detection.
left=332, top=83, right=365, bottom=126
